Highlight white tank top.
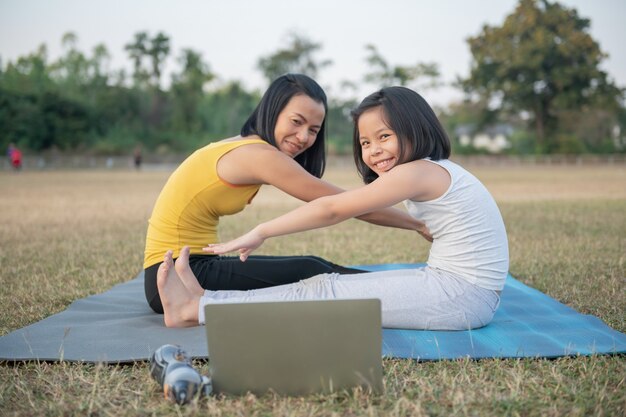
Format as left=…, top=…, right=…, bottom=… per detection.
left=403, top=159, right=509, bottom=290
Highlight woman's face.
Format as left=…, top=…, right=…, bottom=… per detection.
left=274, top=94, right=325, bottom=158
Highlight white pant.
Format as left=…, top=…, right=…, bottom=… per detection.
left=198, top=266, right=501, bottom=330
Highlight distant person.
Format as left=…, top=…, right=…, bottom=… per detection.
left=133, top=145, right=142, bottom=170
left=143, top=74, right=425, bottom=314
left=7, top=143, right=16, bottom=166
left=8, top=143, right=22, bottom=171
left=156, top=86, right=509, bottom=330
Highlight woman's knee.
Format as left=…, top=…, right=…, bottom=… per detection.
left=148, top=294, right=164, bottom=314
left=144, top=265, right=163, bottom=313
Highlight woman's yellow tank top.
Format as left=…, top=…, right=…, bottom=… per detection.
left=143, top=139, right=266, bottom=268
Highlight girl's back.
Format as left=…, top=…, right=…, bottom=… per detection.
left=403, top=159, right=508, bottom=291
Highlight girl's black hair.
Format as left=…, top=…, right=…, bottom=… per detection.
left=241, top=73, right=328, bottom=178
left=351, top=86, right=451, bottom=184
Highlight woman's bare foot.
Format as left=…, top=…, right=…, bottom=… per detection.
left=157, top=250, right=200, bottom=328
left=174, top=246, right=205, bottom=298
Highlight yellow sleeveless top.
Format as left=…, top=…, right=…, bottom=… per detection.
left=143, top=139, right=266, bottom=268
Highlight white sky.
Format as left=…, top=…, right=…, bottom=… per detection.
left=1, top=0, right=624, bottom=107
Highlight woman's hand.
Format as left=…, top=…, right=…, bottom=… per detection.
left=203, top=228, right=266, bottom=262
left=415, top=220, right=433, bottom=242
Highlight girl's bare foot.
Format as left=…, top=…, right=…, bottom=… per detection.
left=174, top=246, right=205, bottom=297
left=157, top=250, right=200, bottom=328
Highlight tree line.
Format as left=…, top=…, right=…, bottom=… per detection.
left=0, top=0, right=624, bottom=156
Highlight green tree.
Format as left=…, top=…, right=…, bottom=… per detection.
left=124, top=31, right=150, bottom=88
left=462, top=0, right=623, bottom=152
left=199, top=81, right=259, bottom=141
left=49, top=32, right=92, bottom=100
left=147, top=32, right=171, bottom=90
left=144, top=32, right=171, bottom=132
left=1, top=44, right=52, bottom=94
left=326, top=97, right=358, bottom=155
left=257, top=33, right=332, bottom=84
left=0, top=45, right=55, bottom=151
left=170, top=49, right=214, bottom=133
left=90, top=43, right=111, bottom=87
left=124, top=31, right=172, bottom=133
left=363, top=44, right=440, bottom=91
left=440, top=99, right=498, bottom=137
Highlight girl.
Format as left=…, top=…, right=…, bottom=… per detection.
left=144, top=76, right=424, bottom=313
left=157, top=86, right=509, bottom=330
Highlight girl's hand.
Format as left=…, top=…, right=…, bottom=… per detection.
left=203, top=229, right=265, bottom=262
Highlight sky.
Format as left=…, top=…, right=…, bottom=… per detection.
left=1, top=0, right=625, bottom=107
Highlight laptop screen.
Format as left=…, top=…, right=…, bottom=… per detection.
left=204, top=298, right=382, bottom=395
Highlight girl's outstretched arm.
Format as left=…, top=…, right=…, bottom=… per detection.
left=225, top=144, right=427, bottom=232
left=206, top=161, right=439, bottom=260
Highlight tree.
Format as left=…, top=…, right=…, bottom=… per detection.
left=462, top=0, right=623, bottom=152
left=50, top=32, right=91, bottom=99
left=124, top=32, right=150, bottom=87
left=170, top=49, right=214, bottom=133
left=124, top=31, right=172, bottom=131
left=363, top=44, right=440, bottom=91
left=326, top=96, right=358, bottom=154
left=90, top=44, right=111, bottom=85
left=147, top=32, right=171, bottom=90
left=2, top=44, right=52, bottom=94
left=199, top=81, right=259, bottom=142
left=257, top=33, right=332, bottom=84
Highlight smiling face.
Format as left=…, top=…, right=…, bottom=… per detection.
left=357, top=106, right=401, bottom=176
left=273, top=94, right=325, bottom=159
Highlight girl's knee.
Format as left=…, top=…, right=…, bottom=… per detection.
left=296, top=273, right=338, bottom=298
left=300, top=272, right=336, bottom=285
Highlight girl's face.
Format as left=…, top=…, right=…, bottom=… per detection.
left=357, top=106, right=400, bottom=176
left=274, top=94, right=325, bottom=159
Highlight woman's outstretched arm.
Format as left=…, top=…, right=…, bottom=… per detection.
left=206, top=161, right=434, bottom=260
left=223, top=143, right=426, bottom=232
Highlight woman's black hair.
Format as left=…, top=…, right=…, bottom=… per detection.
left=241, top=73, right=328, bottom=178
left=351, top=86, right=451, bottom=184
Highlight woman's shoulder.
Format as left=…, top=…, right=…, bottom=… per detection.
left=216, top=135, right=268, bottom=145
left=216, top=136, right=288, bottom=165
left=206, top=136, right=273, bottom=153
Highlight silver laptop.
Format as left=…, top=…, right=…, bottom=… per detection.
left=203, top=299, right=383, bottom=396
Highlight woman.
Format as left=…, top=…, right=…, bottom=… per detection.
left=144, top=75, right=424, bottom=313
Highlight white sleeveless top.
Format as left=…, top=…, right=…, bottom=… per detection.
left=403, top=159, right=509, bottom=291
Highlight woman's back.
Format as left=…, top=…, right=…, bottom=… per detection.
left=144, top=138, right=266, bottom=269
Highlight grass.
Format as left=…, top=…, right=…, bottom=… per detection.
left=0, top=163, right=625, bottom=416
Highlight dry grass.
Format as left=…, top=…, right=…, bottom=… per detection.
left=471, top=165, right=626, bottom=202
left=0, top=162, right=625, bottom=416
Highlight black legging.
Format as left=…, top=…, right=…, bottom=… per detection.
left=144, top=254, right=365, bottom=313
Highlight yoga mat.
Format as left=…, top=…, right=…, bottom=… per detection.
left=0, top=264, right=625, bottom=363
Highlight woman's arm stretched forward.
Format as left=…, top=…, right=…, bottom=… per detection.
left=206, top=161, right=441, bottom=260
left=222, top=143, right=426, bottom=232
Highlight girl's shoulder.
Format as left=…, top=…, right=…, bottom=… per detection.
left=394, top=159, right=452, bottom=202
left=403, top=158, right=452, bottom=174
left=415, top=158, right=470, bottom=177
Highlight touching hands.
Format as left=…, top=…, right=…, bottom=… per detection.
left=415, top=220, right=433, bottom=242
left=203, top=228, right=266, bottom=262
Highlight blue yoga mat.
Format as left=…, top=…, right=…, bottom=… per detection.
left=357, top=264, right=626, bottom=360
left=0, top=264, right=624, bottom=363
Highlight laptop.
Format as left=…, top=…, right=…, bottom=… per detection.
left=203, top=299, right=383, bottom=396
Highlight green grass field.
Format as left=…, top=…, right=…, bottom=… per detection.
left=1, top=163, right=625, bottom=416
